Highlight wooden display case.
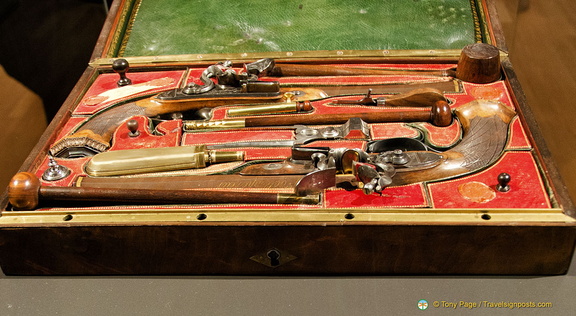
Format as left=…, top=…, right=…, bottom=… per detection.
left=0, top=0, right=574, bottom=275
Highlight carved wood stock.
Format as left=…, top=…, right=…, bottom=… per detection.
left=49, top=88, right=326, bottom=157
left=50, top=87, right=449, bottom=157
left=391, top=99, right=516, bottom=186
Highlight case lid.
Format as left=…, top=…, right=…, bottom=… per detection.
left=95, top=0, right=493, bottom=63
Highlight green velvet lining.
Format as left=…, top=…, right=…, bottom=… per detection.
left=121, top=0, right=479, bottom=57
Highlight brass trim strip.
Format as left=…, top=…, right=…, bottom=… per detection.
left=470, top=0, right=483, bottom=43
left=105, top=0, right=140, bottom=58
left=91, top=49, right=464, bottom=67
left=475, top=0, right=493, bottom=44
left=116, top=0, right=142, bottom=57
left=1, top=208, right=573, bottom=226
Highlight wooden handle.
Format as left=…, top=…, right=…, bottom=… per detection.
left=384, top=88, right=446, bottom=107
left=8, top=172, right=41, bottom=210
left=272, top=44, right=501, bottom=84
left=270, top=63, right=455, bottom=77
left=334, top=87, right=446, bottom=107
left=245, top=100, right=452, bottom=127
left=8, top=173, right=319, bottom=210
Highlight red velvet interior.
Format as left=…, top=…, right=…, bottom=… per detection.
left=35, top=63, right=551, bottom=211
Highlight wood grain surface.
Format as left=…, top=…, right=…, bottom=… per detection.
left=495, top=0, right=576, bottom=203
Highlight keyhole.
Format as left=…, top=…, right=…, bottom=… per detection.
left=267, top=249, right=281, bottom=267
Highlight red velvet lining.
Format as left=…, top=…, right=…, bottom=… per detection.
left=109, top=116, right=182, bottom=151
left=36, top=64, right=551, bottom=211
left=508, top=117, right=531, bottom=149
left=74, top=70, right=184, bottom=115
left=428, top=151, right=550, bottom=209
left=325, top=184, right=428, bottom=208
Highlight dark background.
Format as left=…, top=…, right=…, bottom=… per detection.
left=0, top=0, right=111, bottom=121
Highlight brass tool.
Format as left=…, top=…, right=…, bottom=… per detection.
left=226, top=92, right=313, bottom=117
left=85, top=145, right=244, bottom=177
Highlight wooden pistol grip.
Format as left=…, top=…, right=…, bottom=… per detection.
left=49, top=102, right=148, bottom=157
left=391, top=99, right=516, bottom=186
left=49, top=87, right=327, bottom=157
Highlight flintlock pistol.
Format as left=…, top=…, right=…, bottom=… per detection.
left=50, top=42, right=500, bottom=158
left=49, top=59, right=447, bottom=158
left=241, top=99, right=517, bottom=186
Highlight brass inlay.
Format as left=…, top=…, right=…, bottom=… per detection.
left=276, top=194, right=321, bottom=205
left=1, top=208, right=573, bottom=226
left=116, top=0, right=143, bottom=58
left=183, top=119, right=246, bottom=131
